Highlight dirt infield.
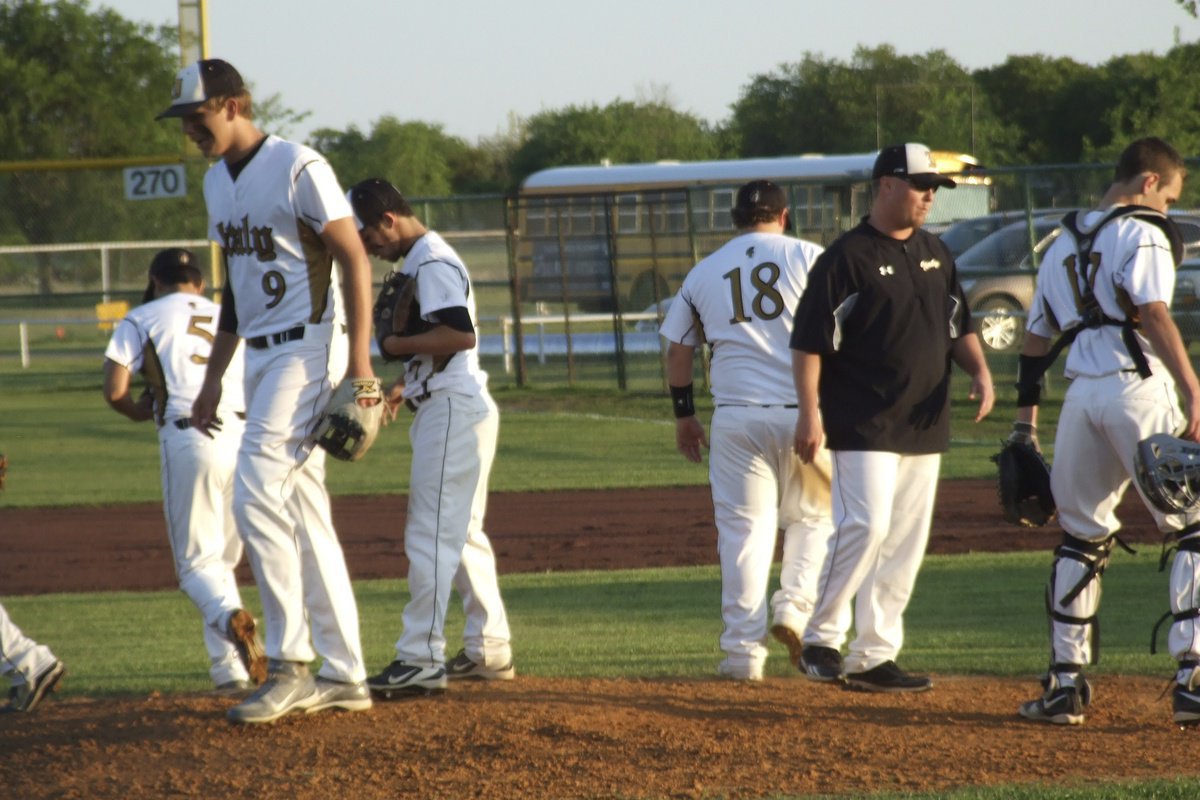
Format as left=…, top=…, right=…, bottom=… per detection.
left=3, top=479, right=1198, bottom=799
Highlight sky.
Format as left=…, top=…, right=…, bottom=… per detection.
left=102, top=0, right=1200, bottom=144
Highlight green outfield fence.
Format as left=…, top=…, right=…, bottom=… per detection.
left=5, top=158, right=1200, bottom=390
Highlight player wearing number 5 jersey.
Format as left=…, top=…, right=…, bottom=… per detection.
left=661, top=180, right=837, bottom=682
left=103, top=248, right=255, bottom=693
left=158, top=59, right=378, bottom=723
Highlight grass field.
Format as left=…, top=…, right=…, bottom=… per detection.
left=5, top=357, right=1183, bottom=800
left=0, top=353, right=1040, bottom=507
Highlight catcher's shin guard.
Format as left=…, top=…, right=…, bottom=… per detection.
left=1150, top=532, right=1200, bottom=656
left=1045, top=532, right=1115, bottom=667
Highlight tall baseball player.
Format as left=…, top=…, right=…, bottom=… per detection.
left=661, top=180, right=837, bottom=682
left=791, top=144, right=993, bottom=693
left=158, top=59, right=378, bottom=723
left=1013, top=137, right=1200, bottom=727
left=347, top=178, right=513, bottom=696
left=1, top=603, right=64, bottom=713
left=103, top=248, right=262, bottom=693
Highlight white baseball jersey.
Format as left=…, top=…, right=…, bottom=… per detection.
left=660, top=232, right=824, bottom=406
left=104, top=293, right=251, bottom=687
left=399, top=231, right=488, bottom=401
left=660, top=231, right=832, bottom=679
left=204, top=135, right=350, bottom=339
left=1026, top=208, right=1177, bottom=379
left=104, top=292, right=245, bottom=423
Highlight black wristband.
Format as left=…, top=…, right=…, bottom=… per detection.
left=1015, top=354, right=1044, bottom=407
left=670, top=384, right=696, bottom=419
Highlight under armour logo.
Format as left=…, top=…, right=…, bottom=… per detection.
left=879, top=265, right=895, bottom=276
left=746, top=246, right=756, bottom=259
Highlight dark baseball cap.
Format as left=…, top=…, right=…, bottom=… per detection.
left=156, top=59, right=245, bottom=120
left=347, top=178, right=409, bottom=230
left=872, top=143, right=957, bottom=190
left=149, top=248, right=202, bottom=284
left=733, top=179, right=788, bottom=217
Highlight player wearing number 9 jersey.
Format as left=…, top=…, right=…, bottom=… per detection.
left=158, top=59, right=377, bottom=723
left=660, top=180, right=838, bottom=682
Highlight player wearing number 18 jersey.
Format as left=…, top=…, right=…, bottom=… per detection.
left=661, top=180, right=837, bottom=682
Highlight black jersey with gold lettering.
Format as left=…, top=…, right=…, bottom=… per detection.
left=790, top=220, right=973, bottom=453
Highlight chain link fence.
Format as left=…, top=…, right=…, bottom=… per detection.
left=4, top=159, right=1200, bottom=390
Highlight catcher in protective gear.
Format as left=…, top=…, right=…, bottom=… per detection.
left=312, top=377, right=384, bottom=462
left=372, top=269, right=428, bottom=362
left=993, top=421, right=1056, bottom=527
left=1135, top=433, right=1200, bottom=515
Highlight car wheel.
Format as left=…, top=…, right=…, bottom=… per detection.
left=977, top=298, right=1023, bottom=352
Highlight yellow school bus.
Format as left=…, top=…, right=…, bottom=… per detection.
left=512, top=151, right=989, bottom=313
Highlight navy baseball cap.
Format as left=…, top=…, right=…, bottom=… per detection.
left=157, top=59, right=245, bottom=119
left=149, top=248, right=202, bottom=285
left=733, top=180, right=788, bottom=216
left=872, top=143, right=957, bottom=190
left=347, top=178, right=409, bottom=230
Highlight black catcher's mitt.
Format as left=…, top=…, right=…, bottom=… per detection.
left=372, top=270, right=428, bottom=362
left=992, top=440, right=1056, bottom=527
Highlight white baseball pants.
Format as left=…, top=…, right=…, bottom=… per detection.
left=159, top=416, right=250, bottom=685
left=1048, top=371, right=1200, bottom=668
left=806, top=450, right=940, bottom=674
left=0, top=603, right=57, bottom=686
left=709, top=406, right=835, bottom=677
left=394, top=389, right=511, bottom=670
left=235, top=323, right=366, bottom=683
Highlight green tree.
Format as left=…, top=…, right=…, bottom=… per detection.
left=730, top=46, right=988, bottom=158
left=312, top=117, right=473, bottom=197
left=972, top=55, right=1109, bottom=164
left=508, top=100, right=724, bottom=187
left=0, top=0, right=190, bottom=293
left=1177, top=0, right=1198, bottom=17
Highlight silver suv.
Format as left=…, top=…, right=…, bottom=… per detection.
left=953, top=212, right=1200, bottom=351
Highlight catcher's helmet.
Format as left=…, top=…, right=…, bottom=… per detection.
left=1134, top=433, right=1200, bottom=515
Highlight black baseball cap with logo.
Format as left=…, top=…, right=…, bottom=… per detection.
left=144, top=248, right=202, bottom=301
left=872, top=143, right=957, bottom=190
left=731, top=179, right=788, bottom=226
left=347, top=178, right=412, bottom=230
left=156, top=59, right=246, bottom=120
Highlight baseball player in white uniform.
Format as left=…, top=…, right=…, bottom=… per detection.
left=660, top=180, right=837, bottom=682
left=1, top=603, right=64, bottom=712
left=158, top=59, right=379, bottom=724
left=103, top=248, right=260, bottom=693
left=347, top=178, right=513, bottom=696
left=1013, top=137, right=1200, bottom=727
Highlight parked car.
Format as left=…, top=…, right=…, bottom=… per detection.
left=956, top=211, right=1200, bottom=351
left=956, top=215, right=1068, bottom=351
left=1172, top=257, right=1200, bottom=345
left=938, top=209, right=1063, bottom=259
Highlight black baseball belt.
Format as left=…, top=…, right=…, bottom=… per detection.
left=246, top=325, right=306, bottom=350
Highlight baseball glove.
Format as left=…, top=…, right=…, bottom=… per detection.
left=992, top=439, right=1056, bottom=527
left=312, top=377, right=384, bottom=462
left=372, top=270, right=427, bottom=362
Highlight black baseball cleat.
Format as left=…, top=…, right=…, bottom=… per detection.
left=367, top=660, right=447, bottom=698
left=800, top=645, right=845, bottom=684
left=844, top=660, right=932, bottom=693
left=1019, top=681, right=1089, bottom=726
left=1173, top=682, right=1200, bottom=728
left=4, top=660, right=65, bottom=713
